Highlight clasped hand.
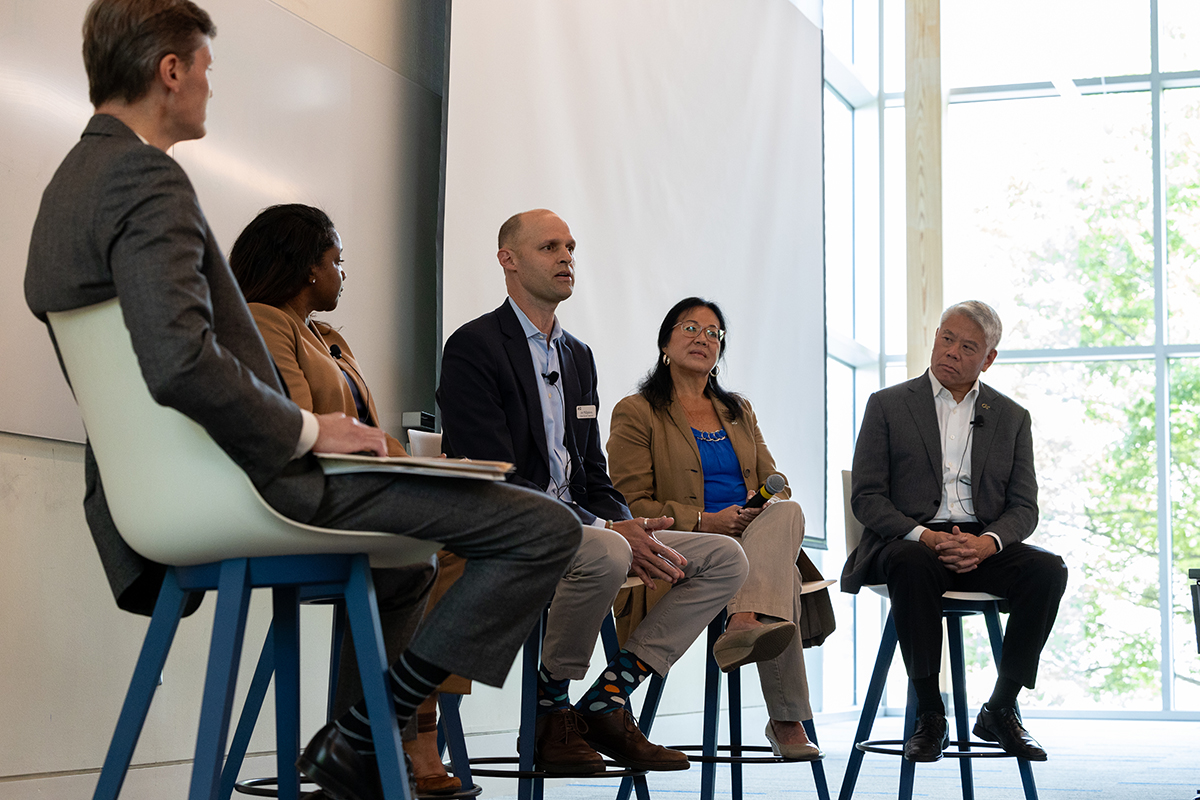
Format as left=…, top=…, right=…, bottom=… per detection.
left=610, top=516, right=686, bottom=590
left=921, top=525, right=996, bottom=573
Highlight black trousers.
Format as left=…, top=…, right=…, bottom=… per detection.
left=866, top=528, right=1068, bottom=689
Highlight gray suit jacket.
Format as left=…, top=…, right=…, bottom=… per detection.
left=840, top=371, right=1038, bottom=593
left=26, top=115, right=324, bottom=615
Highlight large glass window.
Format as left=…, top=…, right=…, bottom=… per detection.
left=944, top=93, right=1154, bottom=350
left=934, top=0, right=1200, bottom=714
left=942, top=1, right=1148, bottom=88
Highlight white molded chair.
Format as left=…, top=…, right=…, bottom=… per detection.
left=838, top=470, right=1038, bottom=800
left=48, top=299, right=440, bottom=800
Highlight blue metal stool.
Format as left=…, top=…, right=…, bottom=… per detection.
left=614, top=611, right=831, bottom=800
left=461, top=608, right=651, bottom=800
left=837, top=596, right=1039, bottom=800
left=91, top=554, right=415, bottom=800
left=220, top=599, right=481, bottom=799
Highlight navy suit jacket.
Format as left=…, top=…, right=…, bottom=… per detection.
left=437, top=300, right=631, bottom=525
left=840, top=371, right=1039, bottom=593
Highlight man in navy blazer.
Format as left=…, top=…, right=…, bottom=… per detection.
left=24, top=5, right=579, bottom=800
left=438, top=209, right=750, bottom=774
left=842, top=301, right=1067, bottom=763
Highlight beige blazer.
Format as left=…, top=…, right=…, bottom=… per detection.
left=249, top=303, right=405, bottom=456
left=607, top=392, right=789, bottom=530
left=608, top=392, right=838, bottom=648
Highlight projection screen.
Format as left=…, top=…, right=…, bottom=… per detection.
left=441, top=0, right=827, bottom=539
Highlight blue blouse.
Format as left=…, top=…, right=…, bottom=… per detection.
left=693, top=428, right=745, bottom=511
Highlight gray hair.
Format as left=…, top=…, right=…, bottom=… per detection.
left=941, top=301, right=1002, bottom=352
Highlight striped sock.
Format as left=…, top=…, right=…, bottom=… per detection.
left=574, top=649, right=653, bottom=716
left=334, top=650, right=449, bottom=757
left=536, top=665, right=572, bottom=717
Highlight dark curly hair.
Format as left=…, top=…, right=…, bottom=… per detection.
left=637, top=297, right=743, bottom=422
left=229, top=204, right=338, bottom=306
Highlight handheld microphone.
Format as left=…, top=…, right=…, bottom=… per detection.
left=743, top=474, right=786, bottom=509
left=542, top=371, right=559, bottom=385
left=330, top=344, right=342, bottom=359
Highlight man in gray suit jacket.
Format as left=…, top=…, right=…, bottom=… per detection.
left=24, top=4, right=579, bottom=800
left=842, top=301, right=1067, bottom=764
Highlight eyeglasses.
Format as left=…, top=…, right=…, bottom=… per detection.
left=674, top=322, right=725, bottom=342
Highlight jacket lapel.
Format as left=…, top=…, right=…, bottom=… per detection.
left=558, top=338, right=583, bottom=473
left=904, top=372, right=943, bottom=480
left=970, top=382, right=999, bottom=489
left=496, top=302, right=552, bottom=472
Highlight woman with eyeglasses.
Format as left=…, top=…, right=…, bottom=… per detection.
left=607, top=297, right=824, bottom=761
left=229, top=204, right=467, bottom=795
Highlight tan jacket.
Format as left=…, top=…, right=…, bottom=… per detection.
left=607, top=392, right=788, bottom=530
left=607, top=392, right=836, bottom=648
left=249, top=303, right=404, bottom=456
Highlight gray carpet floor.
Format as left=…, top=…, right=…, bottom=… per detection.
left=458, top=713, right=1200, bottom=799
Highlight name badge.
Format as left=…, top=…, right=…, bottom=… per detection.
left=576, top=405, right=597, bottom=419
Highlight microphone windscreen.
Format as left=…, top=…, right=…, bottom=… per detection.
left=764, top=473, right=786, bottom=495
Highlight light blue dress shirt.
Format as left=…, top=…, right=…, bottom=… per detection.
left=507, top=297, right=572, bottom=501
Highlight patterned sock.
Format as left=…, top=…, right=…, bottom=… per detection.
left=334, top=650, right=450, bottom=757
left=575, top=650, right=654, bottom=716
left=536, top=665, right=573, bottom=717
left=988, top=677, right=1021, bottom=711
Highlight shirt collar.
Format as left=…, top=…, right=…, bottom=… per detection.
left=508, top=296, right=562, bottom=344
left=928, top=369, right=980, bottom=403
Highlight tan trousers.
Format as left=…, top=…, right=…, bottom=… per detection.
left=727, top=500, right=812, bottom=721
left=542, top=524, right=748, bottom=680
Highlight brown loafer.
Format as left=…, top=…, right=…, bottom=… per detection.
left=712, top=621, right=797, bottom=672
left=579, top=708, right=690, bottom=771
left=413, top=772, right=462, bottom=796
left=533, top=708, right=606, bottom=774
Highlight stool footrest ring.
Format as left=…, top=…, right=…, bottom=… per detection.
left=666, top=744, right=805, bottom=764
left=233, top=776, right=321, bottom=797
left=466, top=755, right=648, bottom=779
left=855, top=739, right=1013, bottom=759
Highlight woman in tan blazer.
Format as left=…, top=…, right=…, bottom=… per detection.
left=608, top=297, right=822, bottom=761
left=230, top=204, right=466, bottom=794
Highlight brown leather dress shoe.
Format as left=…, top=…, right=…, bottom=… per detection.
left=297, top=723, right=383, bottom=800
left=534, top=708, right=606, bottom=774
left=579, top=708, right=690, bottom=771
left=973, top=704, right=1048, bottom=761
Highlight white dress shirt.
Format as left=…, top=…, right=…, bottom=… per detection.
left=904, top=372, right=1003, bottom=551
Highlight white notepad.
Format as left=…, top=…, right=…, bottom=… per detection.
left=315, top=453, right=513, bottom=481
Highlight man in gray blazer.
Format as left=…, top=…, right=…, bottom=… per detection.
left=24, top=4, right=579, bottom=800
left=842, top=301, right=1067, bottom=763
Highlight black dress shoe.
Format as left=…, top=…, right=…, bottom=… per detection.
left=903, top=712, right=948, bottom=762
left=973, top=704, right=1048, bottom=761
left=297, top=723, right=383, bottom=800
